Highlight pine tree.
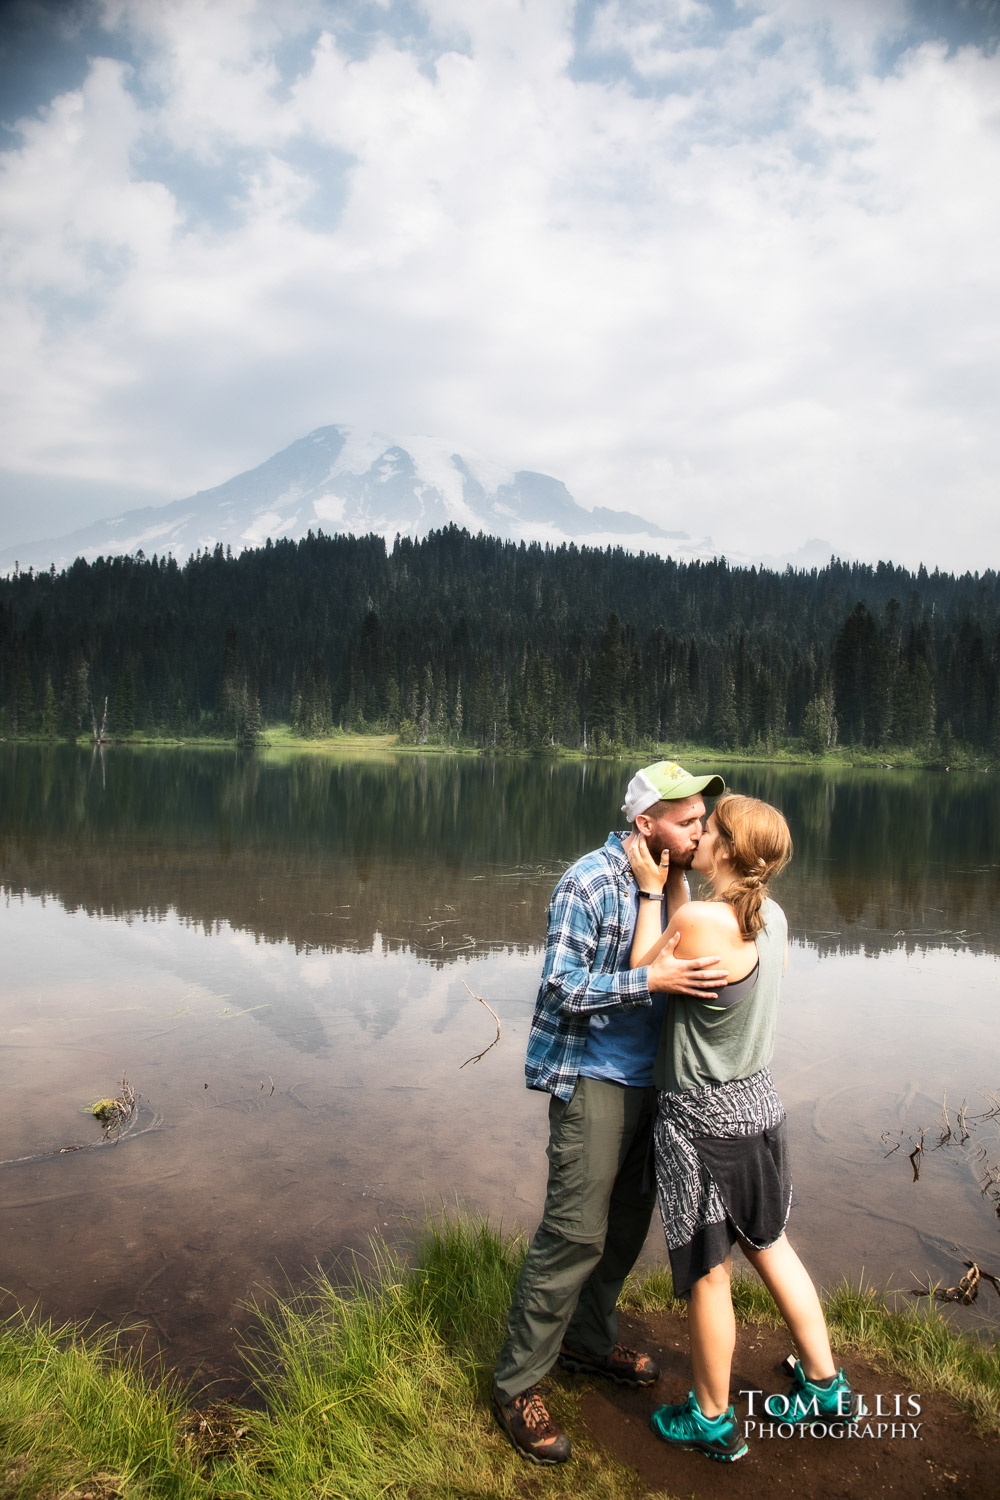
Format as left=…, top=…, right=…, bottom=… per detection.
left=452, top=679, right=464, bottom=743
left=802, top=689, right=837, bottom=754
left=112, top=665, right=136, bottom=739
left=40, top=673, right=58, bottom=737
left=710, top=655, right=739, bottom=750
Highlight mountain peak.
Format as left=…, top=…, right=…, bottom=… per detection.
left=0, top=425, right=708, bottom=574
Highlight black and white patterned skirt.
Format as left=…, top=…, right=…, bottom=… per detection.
left=654, top=1066, right=792, bottom=1298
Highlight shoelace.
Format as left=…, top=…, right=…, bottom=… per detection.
left=518, top=1391, right=556, bottom=1433
left=610, top=1344, right=653, bottom=1370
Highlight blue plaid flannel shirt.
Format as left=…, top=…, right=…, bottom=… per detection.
left=524, top=832, right=653, bottom=1101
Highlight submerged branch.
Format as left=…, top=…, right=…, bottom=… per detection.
left=459, top=981, right=502, bottom=1069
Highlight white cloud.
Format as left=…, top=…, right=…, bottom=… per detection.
left=0, top=0, right=997, bottom=570
left=751, top=0, right=912, bottom=71
left=0, top=58, right=178, bottom=290
left=100, top=0, right=302, bottom=158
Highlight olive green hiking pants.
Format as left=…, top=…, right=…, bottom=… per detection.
left=493, top=1076, right=658, bottom=1403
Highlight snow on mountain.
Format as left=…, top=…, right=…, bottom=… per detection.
left=0, top=426, right=716, bottom=575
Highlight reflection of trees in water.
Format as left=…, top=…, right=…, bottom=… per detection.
left=1, top=747, right=998, bottom=957
left=0, top=744, right=627, bottom=882
left=0, top=845, right=557, bottom=964
left=726, top=766, right=1000, bottom=956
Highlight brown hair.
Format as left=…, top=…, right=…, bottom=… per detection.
left=708, top=792, right=792, bottom=939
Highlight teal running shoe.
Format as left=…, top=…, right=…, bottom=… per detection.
left=764, top=1362, right=862, bottom=1421
left=650, top=1391, right=748, bottom=1463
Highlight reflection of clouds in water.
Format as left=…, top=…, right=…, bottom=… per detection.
left=2, top=897, right=320, bottom=1056
left=2, top=894, right=497, bottom=1061
left=779, top=946, right=1000, bottom=1136
left=434, top=973, right=495, bottom=1037
left=163, top=918, right=439, bottom=1054
left=356, top=951, right=439, bottom=1042
left=1, top=899, right=162, bottom=1019
left=130, top=914, right=335, bottom=1056
left=298, top=954, right=338, bottom=990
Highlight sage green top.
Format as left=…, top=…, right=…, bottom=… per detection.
left=653, top=898, right=788, bottom=1094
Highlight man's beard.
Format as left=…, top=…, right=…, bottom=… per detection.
left=646, top=834, right=697, bottom=869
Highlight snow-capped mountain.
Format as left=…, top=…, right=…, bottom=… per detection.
left=0, top=426, right=713, bottom=574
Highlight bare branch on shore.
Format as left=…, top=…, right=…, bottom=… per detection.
left=910, top=1260, right=1000, bottom=1305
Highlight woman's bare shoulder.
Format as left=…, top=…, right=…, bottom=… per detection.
left=673, top=899, right=751, bottom=965
left=674, top=900, right=736, bottom=929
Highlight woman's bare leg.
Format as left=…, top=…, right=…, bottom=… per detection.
left=740, top=1234, right=835, bottom=1381
left=688, top=1257, right=735, bottom=1417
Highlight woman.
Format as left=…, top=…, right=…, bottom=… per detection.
left=626, top=792, right=856, bottom=1463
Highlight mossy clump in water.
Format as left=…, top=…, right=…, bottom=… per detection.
left=89, top=1076, right=138, bottom=1135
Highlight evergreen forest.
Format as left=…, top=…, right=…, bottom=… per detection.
left=1, top=527, right=998, bottom=758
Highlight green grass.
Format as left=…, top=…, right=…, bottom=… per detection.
left=3, top=1218, right=999, bottom=1498
left=823, top=1279, right=1000, bottom=1435
left=0, top=1306, right=209, bottom=1499
left=257, top=731, right=994, bottom=770
left=10, top=725, right=993, bottom=772
left=226, top=1219, right=635, bottom=1499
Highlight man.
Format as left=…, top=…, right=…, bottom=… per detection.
left=492, top=759, right=727, bottom=1465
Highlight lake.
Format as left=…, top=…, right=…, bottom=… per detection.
left=1, top=745, right=998, bottom=1389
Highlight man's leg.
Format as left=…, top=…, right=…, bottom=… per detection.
left=562, top=1083, right=658, bottom=1359
left=493, top=1226, right=605, bottom=1402
left=493, top=1077, right=639, bottom=1403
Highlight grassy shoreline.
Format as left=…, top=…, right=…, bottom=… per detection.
left=3, top=724, right=994, bottom=772
left=3, top=1217, right=998, bottom=1500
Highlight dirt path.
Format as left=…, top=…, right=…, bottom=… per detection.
left=573, top=1311, right=998, bottom=1498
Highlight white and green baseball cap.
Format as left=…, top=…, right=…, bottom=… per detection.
left=621, top=759, right=725, bottom=821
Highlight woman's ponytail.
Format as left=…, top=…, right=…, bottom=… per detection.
left=710, top=795, right=792, bottom=939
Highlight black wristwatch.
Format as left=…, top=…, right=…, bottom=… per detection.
left=638, top=891, right=665, bottom=901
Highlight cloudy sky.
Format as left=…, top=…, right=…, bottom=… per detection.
left=0, top=0, right=997, bottom=571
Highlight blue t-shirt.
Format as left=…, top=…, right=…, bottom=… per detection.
left=579, top=883, right=668, bottom=1087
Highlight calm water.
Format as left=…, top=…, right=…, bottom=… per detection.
left=2, top=745, right=999, bottom=1388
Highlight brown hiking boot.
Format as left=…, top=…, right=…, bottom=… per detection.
left=491, top=1386, right=572, bottom=1465
left=557, top=1341, right=659, bottom=1387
